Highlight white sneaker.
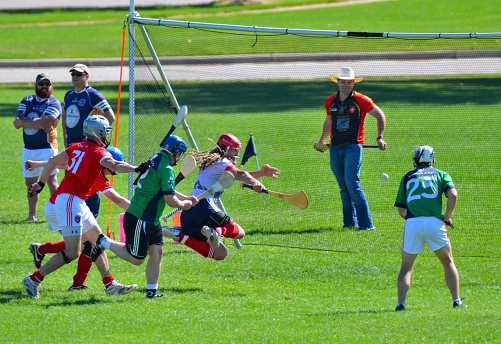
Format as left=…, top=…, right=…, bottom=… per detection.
left=22, top=275, right=40, bottom=299
left=201, top=226, right=220, bottom=249
left=105, top=280, right=138, bottom=295
left=162, top=226, right=181, bottom=241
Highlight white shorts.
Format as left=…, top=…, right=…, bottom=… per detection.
left=22, top=147, right=58, bottom=178
left=44, top=194, right=97, bottom=236
left=402, top=216, right=449, bottom=254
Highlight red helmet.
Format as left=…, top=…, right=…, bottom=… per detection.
left=217, top=133, right=241, bottom=149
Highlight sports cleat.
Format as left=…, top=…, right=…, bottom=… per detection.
left=453, top=300, right=467, bottom=308
left=162, top=226, right=181, bottom=241
left=105, top=280, right=138, bottom=295
left=22, top=275, right=40, bottom=299
left=358, top=227, right=375, bottom=231
left=395, top=304, right=406, bottom=311
left=90, top=233, right=106, bottom=262
left=29, top=243, right=45, bottom=269
left=68, top=284, right=89, bottom=292
left=146, top=290, right=164, bottom=299
left=201, top=225, right=220, bottom=249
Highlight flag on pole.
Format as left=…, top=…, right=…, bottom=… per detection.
left=240, top=134, right=257, bottom=167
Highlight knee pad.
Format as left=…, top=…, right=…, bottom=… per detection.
left=82, top=241, right=92, bottom=256
left=61, top=250, right=71, bottom=264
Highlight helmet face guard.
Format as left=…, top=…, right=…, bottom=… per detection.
left=83, top=115, right=112, bottom=148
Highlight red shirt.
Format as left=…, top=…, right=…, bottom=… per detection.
left=49, top=141, right=111, bottom=202
left=324, top=91, right=375, bottom=146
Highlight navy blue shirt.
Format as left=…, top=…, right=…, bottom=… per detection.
left=17, top=95, right=61, bottom=150
left=63, top=85, right=112, bottom=146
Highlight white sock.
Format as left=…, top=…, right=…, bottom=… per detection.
left=146, top=284, right=158, bottom=290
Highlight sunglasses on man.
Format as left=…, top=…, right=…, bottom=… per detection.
left=71, top=72, right=87, bottom=77
left=37, top=81, right=51, bottom=87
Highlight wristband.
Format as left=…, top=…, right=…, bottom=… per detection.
left=376, top=136, right=383, bottom=141
left=36, top=181, right=45, bottom=194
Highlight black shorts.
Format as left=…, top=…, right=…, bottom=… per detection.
left=123, top=211, right=163, bottom=260
left=180, top=198, right=231, bottom=242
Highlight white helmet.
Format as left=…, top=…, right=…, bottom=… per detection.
left=414, top=145, right=434, bottom=163
left=83, top=115, right=112, bottom=147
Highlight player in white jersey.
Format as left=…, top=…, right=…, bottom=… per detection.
left=163, top=133, right=280, bottom=260
left=393, top=146, right=465, bottom=311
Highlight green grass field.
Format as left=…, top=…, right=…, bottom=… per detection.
left=2, top=75, right=501, bottom=342
left=0, top=0, right=500, bottom=58
left=1, top=1, right=501, bottom=343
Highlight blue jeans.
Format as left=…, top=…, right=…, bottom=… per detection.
left=329, top=144, right=374, bottom=229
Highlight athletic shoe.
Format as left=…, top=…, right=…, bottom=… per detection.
left=22, top=275, right=40, bottom=299
left=395, top=304, right=406, bottom=311
left=201, top=225, right=220, bottom=248
left=358, top=227, right=375, bottom=231
left=29, top=243, right=45, bottom=269
left=162, top=226, right=181, bottom=241
left=453, top=300, right=467, bottom=308
left=90, top=233, right=106, bottom=262
left=68, top=284, right=89, bottom=292
left=146, top=290, right=164, bottom=299
left=105, top=280, right=138, bottom=295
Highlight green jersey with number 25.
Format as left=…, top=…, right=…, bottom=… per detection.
left=394, top=165, right=455, bottom=220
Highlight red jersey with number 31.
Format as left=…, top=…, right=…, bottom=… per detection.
left=49, top=141, right=111, bottom=202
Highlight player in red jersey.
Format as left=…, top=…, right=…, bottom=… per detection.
left=21, top=115, right=149, bottom=299
left=26, top=147, right=137, bottom=295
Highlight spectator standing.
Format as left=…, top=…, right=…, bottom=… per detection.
left=13, top=73, right=61, bottom=222
left=315, top=67, right=387, bottom=230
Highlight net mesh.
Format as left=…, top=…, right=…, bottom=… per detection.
left=130, top=20, right=501, bottom=257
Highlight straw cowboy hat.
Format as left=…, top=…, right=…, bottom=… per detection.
left=329, top=67, right=364, bottom=83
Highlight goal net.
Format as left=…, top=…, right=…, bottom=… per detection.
left=128, top=16, right=501, bottom=257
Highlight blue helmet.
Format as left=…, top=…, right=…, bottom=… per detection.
left=106, top=146, right=124, bottom=162
left=162, top=135, right=188, bottom=156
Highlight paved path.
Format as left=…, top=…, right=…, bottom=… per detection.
left=1, top=55, right=501, bottom=83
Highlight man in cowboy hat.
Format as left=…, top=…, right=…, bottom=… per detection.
left=315, top=67, right=387, bottom=230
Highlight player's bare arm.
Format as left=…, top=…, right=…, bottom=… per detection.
left=28, top=151, right=69, bottom=196
left=164, top=194, right=197, bottom=210
left=103, top=189, right=130, bottom=210
left=229, top=166, right=264, bottom=193
left=25, top=160, right=68, bottom=171
left=248, top=164, right=281, bottom=179
left=444, top=188, right=458, bottom=225
left=397, top=207, right=407, bottom=219
left=101, top=157, right=138, bottom=174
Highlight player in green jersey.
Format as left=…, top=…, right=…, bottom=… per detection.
left=394, top=146, right=465, bottom=311
left=91, top=135, right=198, bottom=298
